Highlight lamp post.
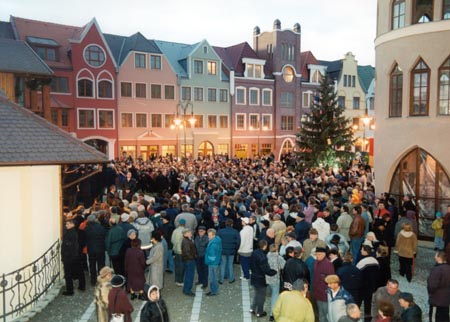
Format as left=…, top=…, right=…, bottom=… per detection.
left=353, top=108, right=375, bottom=153
left=175, top=101, right=196, bottom=166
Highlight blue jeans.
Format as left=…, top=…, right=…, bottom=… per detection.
left=196, top=256, right=208, bottom=287
left=351, top=237, right=364, bottom=264
left=165, top=249, right=174, bottom=272
left=174, top=253, right=184, bottom=283
left=220, top=254, right=235, bottom=282
left=183, top=260, right=196, bottom=294
left=240, top=255, right=250, bottom=279
left=208, top=265, right=219, bottom=294
left=268, top=282, right=279, bottom=316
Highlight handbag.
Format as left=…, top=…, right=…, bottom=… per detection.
left=110, top=291, right=125, bottom=322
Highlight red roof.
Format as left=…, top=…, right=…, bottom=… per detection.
left=300, top=51, right=319, bottom=82
left=213, top=42, right=261, bottom=76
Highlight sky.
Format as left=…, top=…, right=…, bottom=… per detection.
left=0, top=0, right=377, bottom=66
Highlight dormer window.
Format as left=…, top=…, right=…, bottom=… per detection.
left=243, top=58, right=266, bottom=79
left=27, top=36, right=59, bottom=62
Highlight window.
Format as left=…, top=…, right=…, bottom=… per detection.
left=135, top=53, right=146, bottom=68
left=338, top=96, right=345, bottom=108
left=136, top=113, right=147, bottom=127
left=51, top=110, right=58, bottom=125
left=352, top=76, right=356, bottom=87
left=36, top=47, right=57, bottom=61
left=236, top=88, right=246, bottom=104
left=303, top=91, right=313, bottom=108
left=368, top=97, right=375, bottom=110
left=219, top=89, right=228, bottom=102
left=207, top=61, right=217, bottom=75
left=50, top=77, right=69, bottom=93
left=249, top=88, right=259, bottom=105
left=389, top=64, right=403, bottom=117
left=263, top=89, right=272, bottom=106
left=193, top=115, right=203, bottom=128
left=194, top=60, right=203, bottom=74
left=208, top=88, right=217, bottom=102
left=444, top=0, right=450, bottom=19
left=312, top=70, right=322, bottom=83
left=247, top=64, right=262, bottom=78
left=353, top=97, right=360, bottom=109
left=281, top=92, right=293, bottom=108
left=282, top=66, right=294, bottom=83
left=392, top=0, right=406, bottom=29
left=249, top=114, right=259, bottom=129
left=262, top=114, right=272, bottom=130
left=203, top=46, right=208, bottom=54
left=414, top=0, right=433, bottom=23
left=121, top=113, right=133, bottom=127
left=150, top=55, right=161, bottom=69
left=236, top=114, right=245, bottom=130
left=208, top=115, right=217, bottom=128
left=165, top=85, right=175, bottom=99
left=136, top=83, right=147, bottom=98
left=98, top=110, right=113, bottom=128
left=78, top=109, right=94, bottom=128
left=121, top=82, right=132, bottom=97
left=281, top=116, right=294, bottom=131
left=281, top=43, right=295, bottom=61
left=98, top=80, right=112, bottom=98
left=219, top=115, right=228, bottom=128
left=439, top=57, right=450, bottom=115
left=152, top=114, right=162, bottom=128
left=165, top=114, right=175, bottom=128
left=344, top=75, right=348, bottom=87
left=78, top=79, right=93, bottom=97
left=84, top=45, right=105, bottom=67
left=194, top=87, right=203, bottom=101
left=410, top=59, right=430, bottom=116
left=151, top=84, right=162, bottom=99
left=181, top=86, right=191, bottom=101
left=62, top=110, right=68, bottom=127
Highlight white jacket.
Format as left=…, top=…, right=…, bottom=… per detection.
left=238, top=225, right=253, bottom=255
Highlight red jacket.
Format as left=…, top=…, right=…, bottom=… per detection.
left=108, top=287, right=133, bottom=322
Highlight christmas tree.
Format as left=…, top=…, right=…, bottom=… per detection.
left=296, top=75, right=355, bottom=170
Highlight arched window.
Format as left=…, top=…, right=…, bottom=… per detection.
left=98, top=80, right=112, bottom=98
left=389, top=64, right=403, bottom=117
left=439, top=56, right=450, bottom=115
left=392, top=0, right=405, bottom=30
left=410, top=59, right=429, bottom=116
left=78, top=79, right=93, bottom=97
left=413, top=0, right=433, bottom=24
left=389, top=148, right=450, bottom=238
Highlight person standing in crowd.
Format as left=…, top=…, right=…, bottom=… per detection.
left=349, top=205, right=366, bottom=264
left=295, top=212, right=311, bottom=245
left=204, top=228, right=222, bottom=296
left=217, top=218, right=240, bottom=284
left=272, top=214, right=287, bottom=249
left=394, top=223, right=417, bottom=283
left=336, top=205, right=353, bottom=243
left=140, top=284, right=169, bottom=322
left=376, top=245, right=391, bottom=290
left=61, top=220, right=85, bottom=295
left=427, top=251, right=450, bottom=322
left=374, top=300, right=396, bottom=322
left=398, top=292, right=422, bottom=322
left=160, top=211, right=174, bottom=273
left=282, top=246, right=310, bottom=288
left=124, top=238, right=146, bottom=300
left=238, top=217, right=253, bottom=281
left=175, top=203, right=197, bottom=231
left=325, top=274, right=354, bottom=322
left=273, top=279, right=315, bottom=322
left=108, top=275, right=133, bottom=322
left=431, top=212, right=444, bottom=251
left=171, top=218, right=186, bottom=286
left=94, top=266, right=114, bottom=322
left=357, top=245, right=380, bottom=322
left=337, top=253, right=361, bottom=306
left=302, top=228, right=327, bottom=260
left=313, top=247, right=335, bottom=322
left=371, top=279, right=403, bottom=322
left=266, top=243, right=286, bottom=321
left=337, top=303, right=361, bottom=322
left=105, top=217, right=126, bottom=276
left=84, top=213, right=106, bottom=286
left=250, top=240, right=277, bottom=318
left=146, top=231, right=165, bottom=290
left=181, top=228, right=197, bottom=296
left=194, top=226, right=209, bottom=289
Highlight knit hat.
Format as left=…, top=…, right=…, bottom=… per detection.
left=179, top=218, right=186, bottom=225
left=436, top=212, right=442, bottom=218
left=111, top=275, right=126, bottom=288
left=127, top=229, right=137, bottom=238
left=399, top=292, right=414, bottom=303
left=121, top=213, right=130, bottom=222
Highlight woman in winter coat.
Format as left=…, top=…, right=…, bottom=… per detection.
left=394, top=223, right=417, bottom=282
left=124, top=238, right=146, bottom=300
left=108, top=275, right=134, bottom=322
left=140, top=284, right=169, bottom=322
left=146, top=231, right=164, bottom=289
left=94, top=266, right=114, bottom=322
left=376, top=245, right=391, bottom=289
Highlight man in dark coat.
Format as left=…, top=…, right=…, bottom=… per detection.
left=294, top=213, right=311, bottom=244
left=337, top=253, right=362, bottom=306
left=250, top=239, right=277, bottom=318
left=427, top=251, right=450, bottom=322
left=61, top=220, right=85, bottom=295
left=217, top=218, right=240, bottom=284
left=282, top=246, right=310, bottom=286
left=84, top=213, right=107, bottom=286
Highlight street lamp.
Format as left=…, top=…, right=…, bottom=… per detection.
left=170, top=115, right=183, bottom=160
left=353, top=108, right=375, bottom=153
left=175, top=101, right=196, bottom=166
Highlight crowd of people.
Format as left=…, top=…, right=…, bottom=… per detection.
left=60, top=154, right=450, bottom=322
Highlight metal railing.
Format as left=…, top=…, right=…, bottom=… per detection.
left=0, top=240, right=61, bottom=322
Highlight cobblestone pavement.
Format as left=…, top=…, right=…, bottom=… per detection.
left=27, top=241, right=435, bottom=322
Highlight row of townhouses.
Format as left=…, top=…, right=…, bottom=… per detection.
left=0, top=17, right=374, bottom=161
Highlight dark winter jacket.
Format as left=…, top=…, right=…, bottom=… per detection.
left=295, top=220, right=312, bottom=244
left=336, top=262, right=361, bottom=303
left=427, top=262, right=450, bottom=307
left=61, top=227, right=80, bottom=262
left=400, top=304, right=422, bottom=322
left=217, top=226, right=240, bottom=255
left=250, top=248, right=276, bottom=288
left=84, top=221, right=106, bottom=254
left=282, top=257, right=310, bottom=285
left=140, top=299, right=169, bottom=322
